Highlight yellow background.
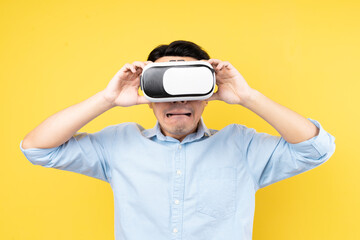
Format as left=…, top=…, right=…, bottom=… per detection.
left=1, top=0, right=359, bottom=239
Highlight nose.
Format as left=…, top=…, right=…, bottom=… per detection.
left=172, top=101, right=188, bottom=104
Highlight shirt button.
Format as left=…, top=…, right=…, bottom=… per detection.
left=178, top=145, right=182, bottom=149
left=176, top=170, right=182, bottom=175
left=173, top=228, right=178, bottom=233
left=174, top=199, right=180, bottom=204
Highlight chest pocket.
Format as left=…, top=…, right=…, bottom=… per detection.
left=196, top=167, right=236, bottom=219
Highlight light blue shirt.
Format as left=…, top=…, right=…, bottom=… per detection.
left=20, top=118, right=335, bottom=240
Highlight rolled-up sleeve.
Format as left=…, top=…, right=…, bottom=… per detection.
left=20, top=127, right=114, bottom=183
left=240, top=119, right=336, bottom=190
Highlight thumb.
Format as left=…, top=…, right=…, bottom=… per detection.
left=136, top=95, right=151, bottom=105
left=207, top=92, right=219, bottom=101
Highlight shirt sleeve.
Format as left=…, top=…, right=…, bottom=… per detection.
left=239, top=119, right=336, bottom=190
left=19, top=126, right=115, bottom=183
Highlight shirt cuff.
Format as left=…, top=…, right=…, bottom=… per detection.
left=289, top=118, right=336, bottom=158
left=19, top=140, right=58, bottom=165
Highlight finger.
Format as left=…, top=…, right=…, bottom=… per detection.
left=135, top=68, right=142, bottom=76
left=132, top=63, right=144, bottom=75
left=122, top=63, right=136, bottom=73
left=132, top=61, right=146, bottom=69
left=207, top=92, right=219, bottom=101
left=208, top=58, right=222, bottom=64
left=136, top=95, right=151, bottom=105
left=208, top=58, right=220, bottom=63
left=208, top=59, right=222, bottom=69
left=223, top=61, right=231, bottom=69
left=114, top=64, right=130, bottom=77
left=130, top=63, right=144, bottom=75
left=215, top=61, right=225, bottom=72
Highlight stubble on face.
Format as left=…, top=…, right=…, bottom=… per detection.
left=162, top=106, right=195, bottom=136
left=151, top=101, right=207, bottom=141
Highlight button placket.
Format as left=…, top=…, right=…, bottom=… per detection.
left=171, top=144, right=185, bottom=239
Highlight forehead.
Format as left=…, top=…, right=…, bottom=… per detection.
left=155, top=56, right=198, bottom=62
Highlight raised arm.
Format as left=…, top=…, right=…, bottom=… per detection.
left=21, top=61, right=151, bottom=149
left=207, top=59, right=319, bottom=144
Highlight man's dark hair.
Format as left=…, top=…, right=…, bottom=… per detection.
left=147, top=40, right=210, bottom=62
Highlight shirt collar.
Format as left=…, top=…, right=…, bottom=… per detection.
left=142, top=117, right=211, bottom=142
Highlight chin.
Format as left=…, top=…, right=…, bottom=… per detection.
left=170, top=126, right=191, bottom=135
left=166, top=124, right=195, bottom=136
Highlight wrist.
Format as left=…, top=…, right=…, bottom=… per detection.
left=98, top=90, right=117, bottom=110
left=239, top=88, right=259, bottom=108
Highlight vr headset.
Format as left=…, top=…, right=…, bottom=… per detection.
left=140, top=61, right=215, bottom=102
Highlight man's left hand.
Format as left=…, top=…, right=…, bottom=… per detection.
left=206, top=59, right=254, bottom=106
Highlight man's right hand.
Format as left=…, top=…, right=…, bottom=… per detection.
left=103, top=61, right=152, bottom=107
left=21, top=61, right=153, bottom=149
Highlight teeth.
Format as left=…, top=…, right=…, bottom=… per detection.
left=166, top=113, right=191, bottom=117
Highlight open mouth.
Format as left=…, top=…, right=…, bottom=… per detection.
left=166, top=113, right=192, bottom=118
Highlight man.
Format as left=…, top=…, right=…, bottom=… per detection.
left=21, top=40, right=335, bottom=240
